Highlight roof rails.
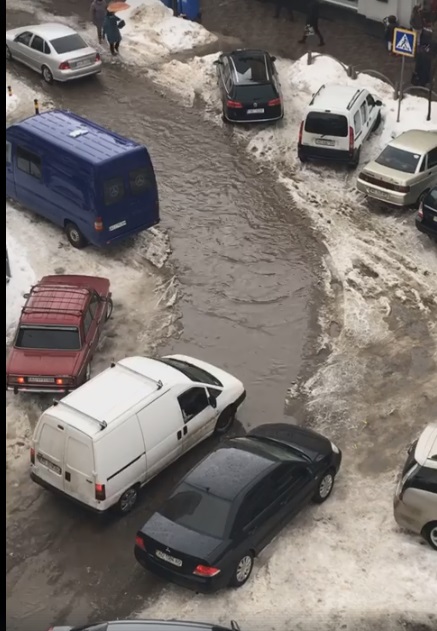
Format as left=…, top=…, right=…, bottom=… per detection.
left=310, top=84, right=326, bottom=106
left=347, top=89, right=362, bottom=111
left=52, top=399, right=107, bottom=430
left=22, top=284, right=90, bottom=316
left=110, top=360, right=163, bottom=390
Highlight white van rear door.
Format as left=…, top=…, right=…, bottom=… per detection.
left=64, top=428, right=95, bottom=505
left=33, top=418, right=66, bottom=492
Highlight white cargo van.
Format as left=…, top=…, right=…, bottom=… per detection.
left=30, top=354, right=246, bottom=515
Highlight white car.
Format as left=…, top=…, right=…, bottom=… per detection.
left=30, top=354, right=246, bottom=514
left=6, top=23, right=102, bottom=84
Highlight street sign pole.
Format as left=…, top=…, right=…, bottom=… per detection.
left=397, top=56, right=405, bottom=123
left=392, top=27, right=417, bottom=123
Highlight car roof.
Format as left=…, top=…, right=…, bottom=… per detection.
left=415, top=423, right=437, bottom=469
left=20, top=276, right=92, bottom=327
left=17, top=23, right=78, bottom=40
left=387, top=130, right=437, bottom=154
left=184, top=438, right=278, bottom=500
left=308, top=84, right=366, bottom=112
left=43, top=357, right=190, bottom=437
left=105, top=621, right=234, bottom=630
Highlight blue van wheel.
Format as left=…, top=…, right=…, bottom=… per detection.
left=65, top=222, right=87, bottom=249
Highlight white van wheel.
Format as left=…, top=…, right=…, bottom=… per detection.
left=118, top=487, right=138, bottom=514
left=422, top=522, right=437, bottom=550
left=214, top=405, right=236, bottom=435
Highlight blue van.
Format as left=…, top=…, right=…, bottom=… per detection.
left=6, top=110, right=160, bottom=248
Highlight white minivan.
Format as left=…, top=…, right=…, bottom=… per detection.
left=30, top=354, right=246, bottom=515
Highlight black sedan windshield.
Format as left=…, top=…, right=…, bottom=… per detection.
left=158, top=483, right=231, bottom=539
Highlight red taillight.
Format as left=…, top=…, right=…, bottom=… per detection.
left=94, top=217, right=103, bottom=231
left=59, top=61, right=70, bottom=70
left=135, top=535, right=146, bottom=550
left=30, top=447, right=35, bottom=465
left=17, top=376, right=25, bottom=384
left=55, top=378, right=64, bottom=385
left=193, top=564, right=221, bottom=577
left=227, top=100, right=243, bottom=109
left=349, top=126, right=354, bottom=152
left=95, top=483, right=106, bottom=501
left=268, top=98, right=281, bottom=107
left=298, top=121, right=304, bottom=145
left=95, top=53, right=101, bottom=62
left=418, top=206, right=424, bottom=218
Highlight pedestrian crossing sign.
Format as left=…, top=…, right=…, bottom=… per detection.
left=393, top=27, right=417, bottom=58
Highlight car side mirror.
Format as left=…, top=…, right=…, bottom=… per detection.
left=213, top=59, right=222, bottom=66
left=208, top=395, right=217, bottom=409
left=375, top=100, right=382, bottom=107
left=23, top=293, right=30, bottom=298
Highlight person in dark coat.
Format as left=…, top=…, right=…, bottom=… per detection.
left=103, top=10, right=124, bottom=55
left=298, top=0, right=325, bottom=46
left=90, top=0, right=107, bottom=43
left=274, top=0, right=294, bottom=20
left=412, top=44, right=432, bottom=86
left=383, top=15, right=398, bottom=53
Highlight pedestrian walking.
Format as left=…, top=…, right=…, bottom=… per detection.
left=274, top=0, right=294, bottom=20
left=298, top=0, right=325, bottom=47
left=103, top=9, right=125, bottom=56
left=410, top=3, right=424, bottom=38
left=411, top=44, right=432, bottom=86
left=383, top=15, right=398, bottom=54
left=90, top=0, right=107, bottom=44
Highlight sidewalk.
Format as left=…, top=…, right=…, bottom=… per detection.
left=200, top=0, right=435, bottom=91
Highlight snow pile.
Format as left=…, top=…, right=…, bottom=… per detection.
left=6, top=71, right=51, bottom=122
left=6, top=87, right=18, bottom=114
left=6, top=231, right=35, bottom=335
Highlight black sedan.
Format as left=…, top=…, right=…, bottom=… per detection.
left=50, top=620, right=241, bottom=631
left=416, top=187, right=437, bottom=241
left=134, top=423, right=342, bottom=593
left=214, top=49, right=284, bottom=124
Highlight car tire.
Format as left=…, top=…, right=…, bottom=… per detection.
left=312, top=469, right=336, bottom=504
left=117, top=486, right=139, bottom=515
left=65, top=222, right=88, bottom=249
left=372, top=110, right=382, bottom=132
left=298, top=155, right=308, bottom=164
left=422, top=522, right=437, bottom=550
left=214, top=404, right=236, bottom=435
left=348, top=148, right=361, bottom=170
left=6, top=45, right=12, bottom=61
left=41, top=65, right=54, bottom=84
left=414, top=189, right=429, bottom=210
left=105, top=297, right=114, bottom=321
left=228, top=552, right=254, bottom=588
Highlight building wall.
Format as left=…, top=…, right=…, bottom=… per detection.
left=356, top=0, right=416, bottom=26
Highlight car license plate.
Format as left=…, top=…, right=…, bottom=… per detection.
left=247, top=108, right=264, bottom=114
left=155, top=550, right=183, bottom=567
left=76, top=60, right=91, bottom=68
left=37, top=454, right=62, bottom=475
left=315, top=139, right=335, bottom=146
left=368, top=187, right=390, bottom=199
left=28, top=377, right=55, bottom=383
left=109, top=220, right=127, bottom=232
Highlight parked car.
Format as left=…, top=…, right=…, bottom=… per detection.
left=134, top=423, right=342, bottom=592
left=30, top=354, right=246, bottom=514
left=6, top=110, right=160, bottom=248
left=357, top=129, right=437, bottom=207
left=393, top=423, right=437, bottom=550
left=214, top=49, right=284, bottom=123
left=6, top=275, right=112, bottom=394
left=415, top=186, right=437, bottom=241
left=48, top=620, right=241, bottom=631
left=298, top=84, right=382, bottom=167
left=6, top=23, right=102, bottom=83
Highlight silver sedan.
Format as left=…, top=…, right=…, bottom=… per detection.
left=6, top=23, right=102, bottom=84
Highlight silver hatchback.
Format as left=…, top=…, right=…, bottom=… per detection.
left=357, top=129, right=437, bottom=207
left=6, top=23, right=102, bottom=84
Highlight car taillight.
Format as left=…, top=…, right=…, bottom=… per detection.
left=55, top=377, right=74, bottom=386
left=59, top=61, right=70, bottom=70
left=193, top=564, right=221, bottom=577
left=227, top=100, right=243, bottom=109
left=95, top=53, right=101, bottom=62
left=16, top=376, right=25, bottom=384
left=94, top=217, right=103, bottom=231
left=30, top=447, right=35, bottom=465
left=95, top=483, right=106, bottom=501
left=268, top=97, right=281, bottom=107
left=393, top=185, right=410, bottom=193
left=349, top=126, right=354, bottom=152
left=298, top=121, right=304, bottom=145
left=135, top=535, right=146, bottom=550
left=417, top=206, right=424, bottom=219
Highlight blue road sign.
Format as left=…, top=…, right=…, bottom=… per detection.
left=393, top=28, right=417, bottom=58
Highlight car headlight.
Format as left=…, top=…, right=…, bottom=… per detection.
left=330, top=441, right=340, bottom=454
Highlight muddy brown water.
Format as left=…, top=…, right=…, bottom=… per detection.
left=6, top=3, right=323, bottom=630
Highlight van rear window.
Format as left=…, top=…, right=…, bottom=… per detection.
left=304, top=112, right=348, bottom=137
left=103, top=177, right=125, bottom=206
left=129, top=167, right=154, bottom=195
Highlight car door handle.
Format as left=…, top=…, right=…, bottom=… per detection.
left=65, top=471, right=71, bottom=482
left=183, top=426, right=188, bottom=436
left=177, top=430, right=182, bottom=440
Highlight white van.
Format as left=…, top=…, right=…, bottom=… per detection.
left=298, top=84, right=382, bottom=168
left=30, top=354, right=246, bottom=515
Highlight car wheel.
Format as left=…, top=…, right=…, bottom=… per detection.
left=214, top=405, right=236, bottom=435
left=348, top=148, right=361, bottom=170
left=312, top=469, right=335, bottom=504
left=228, top=552, right=254, bottom=588
left=372, top=110, right=382, bottom=132
left=65, top=222, right=88, bottom=249
left=6, top=45, right=12, bottom=61
left=41, top=65, right=54, bottom=84
left=105, top=297, right=114, bottom=321
left=422, top=522, right=437, bottom=550
left=117, top=486, right=139, bottom=515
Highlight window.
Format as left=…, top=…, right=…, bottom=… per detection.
left=354, top=111, right=362, bottom=134
left=44, top=41, right=51, bottom=54
left=304, top=112, right=348, bottom=137
left=16, top=147, right=42, bottom=179
left=236, top=481, right=272, bottom=528
left=270, top=464, right=302, bottom=495
left=360, top=102, right=368, bottom=123
left=158, top=482, right=232, bottom=538
left=427, top=148, right=437, bottom=169
left=103, top=177, right=125, bottom=206
left=232, top=54, right=269, bottom=85
left=83, top=309, right=93, bottom=336
left=49, top=34, right=87, bottom=54
left=178, top=387, right=209, bottom=421
left=207, top=386, right=222, bottom=400
left=235, top=83, right=276, bottom=102
left=129, top=167, right=154, bottom=195
left=15, top=31, right=32, bottom=46
left=375, top=146, right=422, bottom=174
left=6, top=141, right=11, bottom=164
left=411, top=467, right=437, bottom=494
left=88, top=293, right=100, bottom=318
left=66, top=437, right=93, bottom=474
left=158, top=357, right=223, bottom=387
left=15, top=326, right=81, bottom=350
left=366, top=94, right=375, bottom=108
left=31, top=35, right=46, bottom=53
